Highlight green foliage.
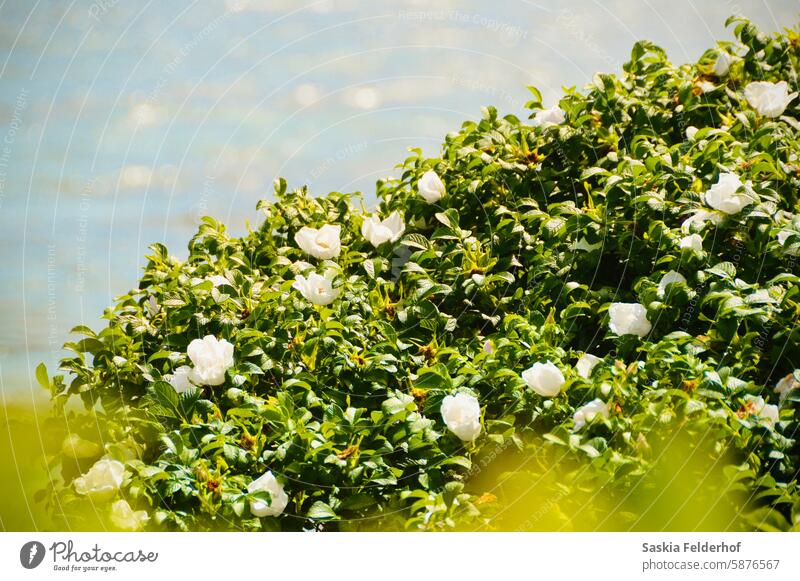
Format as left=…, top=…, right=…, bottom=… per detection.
left=39, top=19, right=800, bottom=531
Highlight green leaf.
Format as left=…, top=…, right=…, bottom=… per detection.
left=307, top=501, right=337, bottom=520
left=35, top=363, right=48, bottom=390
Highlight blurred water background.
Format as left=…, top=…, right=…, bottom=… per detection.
left=0, top=0, right=797, bottom=402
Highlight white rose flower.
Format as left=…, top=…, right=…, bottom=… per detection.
left=418, top=170, right=446, bottom=204
left=744, top=80, right=797, bottom=118
left=685, top=126, right=699, bottom=141
left=657, top=270, right=687, bottom=298
left=294, top=224, right=341, bottom=260
left=608, top=303, right=651, bottom=337
left=573, top=398, right=609, bottom=431
left=522, top=361, right=566, bottom=397
left=187, top=335, right=234, bottom=386
left=292, top=272, right=340, bottom=306
left=110, top=499, right=149, bottom=531
left=440, top=393, right=482, bottom=442
left=760, top=403, right=780, bottom=427
left=742, top=395, right=779, bottom=428
left=61, top=433, right=101, bottom=460
left=248, top=470, right=289, bottom=517
left=576, top=353, right=602, bottom=380
left=208, top=275, right=230, bottom=287
left=774, top=372, right=799, bottom=399
left=361, top=211, right=405, bottom=247
left=777, top=230, right=799, bottom=256
left=679, top=233, right=704, bottom=252
left=532, top=106, right=566, bottom=127
left=705, top=172, right=751, bottom=214
left=74, top=458, right=125, bottom=501
left=713, top=51, right=732, bottom=76
left=166, top=365, right=195, bottom=393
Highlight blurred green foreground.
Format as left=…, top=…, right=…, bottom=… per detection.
left=0, top=397, right=104, bottom=531
left=1, top=398, right=785, bottom=532
left=0, top=397, right=54, bottom=530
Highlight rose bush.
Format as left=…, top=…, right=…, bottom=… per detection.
left=35, top=18, right=800, bottom=531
